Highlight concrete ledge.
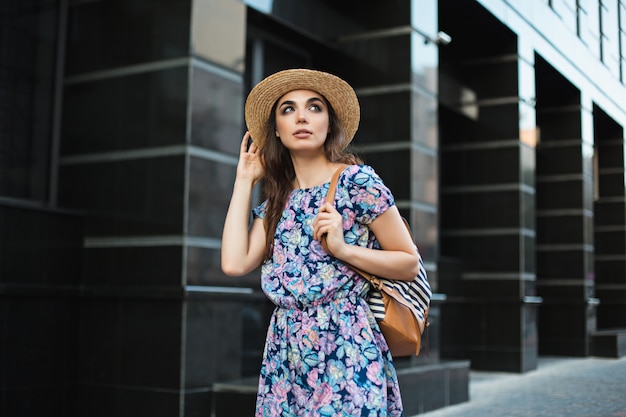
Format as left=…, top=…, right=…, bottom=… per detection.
left=211, top=376, right=258, bottom=416
left=397, top=360, right=470, bottom=415
left=592, top=328, right=626, bottom=358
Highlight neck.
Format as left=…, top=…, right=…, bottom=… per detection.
left=291, top=157, right=339, bottom=189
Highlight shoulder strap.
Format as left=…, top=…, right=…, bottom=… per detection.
left=324, top=164, right=349, bottom=207
left=320, top=165, right=348, bottom=256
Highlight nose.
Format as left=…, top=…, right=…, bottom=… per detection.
left=296, top=109, right=307, bottom=122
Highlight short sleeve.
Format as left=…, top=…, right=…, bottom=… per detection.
left=252, top=199, right=268, bottom=219
left=338, top=164, right=395, bottom=225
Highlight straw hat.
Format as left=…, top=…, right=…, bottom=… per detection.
left=244, top=69, right=360, bottom=149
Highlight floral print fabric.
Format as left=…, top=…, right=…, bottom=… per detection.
left=252, top=165, right=404, bottom=416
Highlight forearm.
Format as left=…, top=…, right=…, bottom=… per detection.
left=221, top=178, right=263, bottom=275
left=333, top=243, right=420, bottom=282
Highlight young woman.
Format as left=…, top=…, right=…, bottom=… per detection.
left=221, top=68, right=420, bottom=416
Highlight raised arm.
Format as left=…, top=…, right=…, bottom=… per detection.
left=221, top=132, right=268, bottom=276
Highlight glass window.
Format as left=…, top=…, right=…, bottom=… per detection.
left=358, top=91, right=411, bottom=145
left=190, top=65, right=243, bottom=155
left=554, top=0, right=578, bottom=33
left=579, top=0, right=601, bottom=56
left=600, top=0, right=621, bottom=76
left=62, top=67, right=189, bottom=155
left=58, top=156, right=186, bottom=235
left=66, top=0, right=191, bottom=75
left=191, top=0, right=245, bottom=72
left=0, top=1, right=59, bottom=201
left=246, top=0, right=410, bottom=37
left=188, top=157, right=239, bottom=237
left=621, top=1, right=626, bottom=81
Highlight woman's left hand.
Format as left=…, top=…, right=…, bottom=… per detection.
left=313, top=202, right=345, bottom=256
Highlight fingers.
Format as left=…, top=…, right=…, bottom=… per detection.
left=249, top=142, right=258, bottom=153
left=317, top=202, right=333, bottom=214
left=240, top=131, right=250, bottom=153
left=313, top=203, right=329, bottom=231
left=241, top=131, right=259, bottom=154
left=314, top=224, right=330, bottom=241
left=313, top=203, right=340, bottom=241
left=312, top=211, right=324, bottom=241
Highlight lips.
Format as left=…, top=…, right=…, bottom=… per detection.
left=293, top=129, right=312, bottom=138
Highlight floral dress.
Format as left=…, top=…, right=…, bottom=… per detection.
left=252, top=164, right=404, bottom=417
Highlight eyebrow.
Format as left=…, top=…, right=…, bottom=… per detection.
left=278, top=97, right=325, bottom=108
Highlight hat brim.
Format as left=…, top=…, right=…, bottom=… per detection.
left=244, top=69, right=360, bottom=149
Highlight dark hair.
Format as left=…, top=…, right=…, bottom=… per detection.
left=259, top=96, right=362, bottom=259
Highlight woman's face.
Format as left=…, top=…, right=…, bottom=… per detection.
left=274, top=89, right=330, bottom=154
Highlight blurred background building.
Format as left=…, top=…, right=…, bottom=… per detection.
left=1, top=0, right=625, bottom=416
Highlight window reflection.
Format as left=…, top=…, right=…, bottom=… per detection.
left=192, top=0, right=245, bottom=72
left=190, top=65, right=243, bottom=155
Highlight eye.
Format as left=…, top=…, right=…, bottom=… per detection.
left=308, top=104, right=322, bottom=112
left=280, top=105, right=295, bottom=114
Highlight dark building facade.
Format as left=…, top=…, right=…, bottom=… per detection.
left=1, top=0, right=625, bottom=416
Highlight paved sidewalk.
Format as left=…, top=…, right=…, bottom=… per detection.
left=414, top=356, right=626, bottom=417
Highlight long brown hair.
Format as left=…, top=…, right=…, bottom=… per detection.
left=259, top=96, right=362, bottom=259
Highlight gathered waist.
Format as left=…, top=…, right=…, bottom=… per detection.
left=272, top=293, right=372, bottom=334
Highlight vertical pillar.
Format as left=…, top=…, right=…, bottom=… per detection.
left=593, top=105, right=626, bottom=329
left=409, top=1, right=440, bottom=261
left=58, top=1, right=250, bottom=415
left=409, top=0, right=441, bottom=364
left=535, top=57, right=597, bottom=356
left=438, top=3, right=539, bottom=372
